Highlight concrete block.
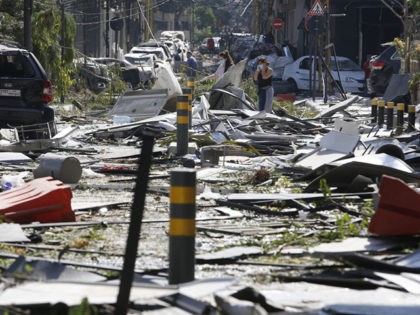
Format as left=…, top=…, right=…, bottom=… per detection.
left=167, top=142, right=198, bottom=156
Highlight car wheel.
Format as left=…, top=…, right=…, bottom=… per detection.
left=43, top=107, right=55, bottom=123
left=287, top=79, right=298, bottom=93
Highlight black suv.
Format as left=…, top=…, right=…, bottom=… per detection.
left=368, top=45, right=401, bottom=95
left=0, top=43, right=55, bottom=131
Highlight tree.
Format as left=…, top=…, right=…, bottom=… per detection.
left=0, top=0, right=24, bottom=43
left=32, top=7, right=76, bottom=101
left=380, top=0, right=419, bottom=72
left=194, top=6, right=216, bottom=31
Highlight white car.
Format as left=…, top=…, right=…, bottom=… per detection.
left=123, top=53, right=158, bottom=87
left=282, top=56, right=366, bottom=94
left=129, top=46, right=172, bottom=67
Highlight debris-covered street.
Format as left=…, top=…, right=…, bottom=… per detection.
left=1, top=0, right=420, bottom=313
left=0, top=60, right=419, bottom=313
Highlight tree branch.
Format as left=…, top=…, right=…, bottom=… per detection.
left=380, top=0, right=404, bottom=24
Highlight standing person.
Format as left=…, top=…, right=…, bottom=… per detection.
left=264, top=31, right=274, bottom=44
left=219, top=37, right=226, bottom=51
left=207, top=36, right=215, bottom=54
left=185, top=51, right=197, bottom=78
left=253, top=57, right=274, bottom=113
left=173, top=49, right=182, bottom=73
left=199, top=50, right=234, bottom=82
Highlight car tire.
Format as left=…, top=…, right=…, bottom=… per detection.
left=287, top=79, right=298, bottom=93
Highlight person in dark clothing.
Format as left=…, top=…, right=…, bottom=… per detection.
left=185, top=51, right=197, bottom=77
left=264, top=31, right=274, bottom=44
left=207, top=36, right=215, bottom=54
left=219, top=37, right=226, bottom=51
left=253, top=57, right=274, bottom=113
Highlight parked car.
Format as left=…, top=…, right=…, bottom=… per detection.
left=130, top=43, right=173, bottom=67
left=74, top=57, right=110, bottom=94
left=198, top=37, right=221, bottom=54
left=92, top=57, right=144, bottom=89
left=123, top=53, right=158, bottom=88
left=0, top=43, right=55, bottom=133
left=368, top=45, right=401, bottom=95
left=282, top=56, right=366, bottom=94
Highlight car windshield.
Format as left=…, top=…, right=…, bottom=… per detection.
left=125, top=56, right=154, bottom=67
left=331, top=59, right=361, bottom=71
left=131, top=50, right=164, bottom=60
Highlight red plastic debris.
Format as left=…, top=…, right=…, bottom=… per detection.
left=368, top=175, right=420, bottom=236
left=0, top=177, right=75, bottom=224
left=276, top=94, right=296, bottom=103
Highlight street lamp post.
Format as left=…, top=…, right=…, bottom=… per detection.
left=23, top=0, right=33, bottom=51
left=191, top=0, right=195, bottom=48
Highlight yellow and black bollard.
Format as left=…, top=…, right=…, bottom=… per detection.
left=169, top=168, right=196, bottom=284
left=187, top=76, right=195, bottom=97
left=396, top=103, right=404, bottom=131
left=377, top=100, right=385, bottom=127
left=386, top=101, right=394, bottom=130
left=371, top=98, right=378, bottom=124
left=407, top=105, right=416, bottom=132
left=182, top=88, right=193, bottom=129
left=176, top=95, right=189, bottom=156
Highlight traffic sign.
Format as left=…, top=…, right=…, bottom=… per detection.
left=272, top=18, right=283, bottom=30
left=308, top=0, right=325, bottom=16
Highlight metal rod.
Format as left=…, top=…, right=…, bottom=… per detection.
left=115, top=134, right=155, bottom=315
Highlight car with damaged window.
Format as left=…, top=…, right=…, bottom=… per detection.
left=123, top=53, right=158, bottom=88
left=129, top=45, right=173, bottom=68
left=282, top=55, right=366, bottom=94
left=368, top=45, right=401, bottom=95
left=0, top=43, right=55, bottom=136
left=92, top=57, right=151, bottom=89
left=74, top=57, right=110, bottom=94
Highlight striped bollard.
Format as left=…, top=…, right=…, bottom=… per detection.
left=371, top=98, right=378, bottom=124
left=182, top=88, right=193, bottom=128
left=407, top=105, right=416, bottom=132
left=187, top=77, right=195, bottom=95
left=396, top=103, right=404, bottom=131
left=169, top=168, right=196, bottom=284
left=176, top=95, right=189, bottom=156
left=377, top=100, right=385, bottom=127
left=386, top=101, right=394, bottom=130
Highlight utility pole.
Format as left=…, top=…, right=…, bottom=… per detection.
left=106, top=0, right=110, bottom=57
left=191, top=0, right=195, bottom=47
left=252, top=0, right=260, bottom=36
left=61, top=1, right=65, bottom=61
left=325, top=0, right=331, bottom=100
left=60, top=0, right=66, bottom=103
left=23, top=0, right=33, bottom=51
left=144, top=0, right=153, bottom=41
